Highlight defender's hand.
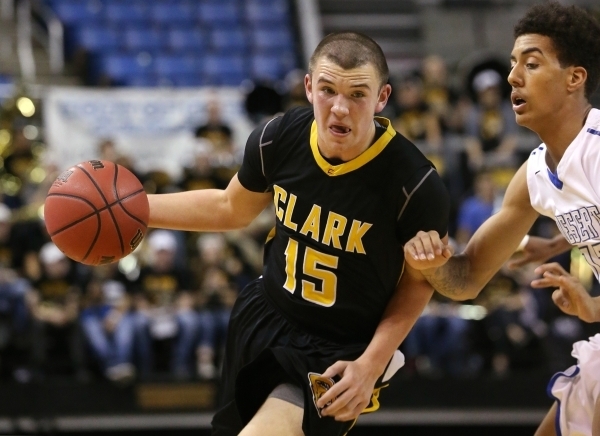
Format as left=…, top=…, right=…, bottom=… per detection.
left=532, top=262, right=598, bottom=323
left=404, top=230, right=454, bottom=271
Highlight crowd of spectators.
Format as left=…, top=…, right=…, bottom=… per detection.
left=0, top=54, right=599, bottom=386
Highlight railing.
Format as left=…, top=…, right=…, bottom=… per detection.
left=30, top=0, right=64, bottom=74
left=14, top=0, right=64, bottom=83
left=294, top=0, right=323, bottom=67
left=16, top=0, right=36, bottom=82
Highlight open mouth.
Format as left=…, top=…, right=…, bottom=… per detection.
left=511, top=94, right=526, bottom=108
left=330, top=124, right=351, bottom=135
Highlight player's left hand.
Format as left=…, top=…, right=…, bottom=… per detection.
left=317, top=357, right=380, bottom=421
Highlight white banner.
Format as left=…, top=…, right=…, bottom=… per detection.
left=43, top=87, right=254, bottom=180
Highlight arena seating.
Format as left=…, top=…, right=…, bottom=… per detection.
left=45, top=0, right=299, bottom=87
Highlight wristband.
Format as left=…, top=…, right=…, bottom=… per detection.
left=516, top=234, right=530, bottom=252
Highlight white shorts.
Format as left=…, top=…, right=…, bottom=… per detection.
left=548, top=333, right=600, bottom=436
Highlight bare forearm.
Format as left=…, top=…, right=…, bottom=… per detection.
left=423, top=254, right=479, bottom=301
left=148, top=177, right=272, bottom=232
left=362, top=269, right=434, bottom=375
left=149, top=190, right=238, bottom=231
left=549, top=234, right=572, bottom=256
left=587, top=296, right=600, bottom=323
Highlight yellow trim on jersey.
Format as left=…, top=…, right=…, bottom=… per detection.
left=310, top=117, right=396, bottom=176
left=265, top=226, right=276, bottom=244
left=362, top=384, right=388, bottom=414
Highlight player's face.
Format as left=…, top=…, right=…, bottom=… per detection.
left=508, top=34, right=574, bottom=132
left=305, top=58, right=391, bottom=161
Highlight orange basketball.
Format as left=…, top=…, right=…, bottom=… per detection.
left=44, top=160, right=149, bottom=266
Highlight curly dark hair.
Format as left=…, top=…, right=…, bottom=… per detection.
left=514, top=2, right=600, bottom=99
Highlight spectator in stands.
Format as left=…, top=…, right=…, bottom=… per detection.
left=421, top=54, right=471, bottom=135
left=194, top=99, right=239, bottom=186
left=282, top=69, right=311, bottom=110
left=97, top=138, right=135, bottom=174
left=0, top=204, right=16, bottom=270
left=402, top=292, right=471, bottom=378
left=197, top=265, right=236, bottom=377
left=133, top=229, right=214, bottom=380
left=2, top=128, right=35, bottom=209
left=10, top=216, right=51, bottom=282
left=392, top=71, right=443, bottom=152
left=180, top=139, right=231, bottom=192
left=80, top=264, right=137, bottom=385
left=460, top=69, right=520, bottom=193
left=27, top=242, right=87, bottom=381
left=0, top=266, right=31, bottom=379
left=474, top=271, right=546, bottom=378
left=454, top=170, right=498, bottom=250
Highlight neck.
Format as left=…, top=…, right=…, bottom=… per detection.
left=538, top=102, right=592, bottom=167
left=318, top=121, right=377, bottom=162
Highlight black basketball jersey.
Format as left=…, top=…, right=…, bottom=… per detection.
left=238, top=107, right=449, bottom=344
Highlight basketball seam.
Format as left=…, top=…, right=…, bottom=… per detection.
left=111, top=163, right=125, bottom=253
left=76, top=163, right=125, bottom=257
left=46, top=190, right=146, bottom=236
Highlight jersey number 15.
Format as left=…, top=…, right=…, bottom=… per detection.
left=283, top=237, right=339, bottom=307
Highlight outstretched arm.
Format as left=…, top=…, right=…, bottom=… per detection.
left=405, top=162, right=539, bottom=300
left=317, top=251, right=440, bottom=421
left=507, top=234, right=572, bottom=269
left=148, top=174, right=272, bottom=232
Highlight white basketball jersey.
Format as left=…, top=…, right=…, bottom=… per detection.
left=527, top=108, right=600, bottom=279
left=549, top=334, right=600, bottom=436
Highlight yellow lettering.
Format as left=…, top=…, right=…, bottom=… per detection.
left=283, top=193, right=298, bottom=231
left=345, top=220, right=372, bottom=254
left=273, top=185, right=287, bottom=221
left=299, top=205, right=322, bottom=241
left=322, top=212, right=347, bottom=249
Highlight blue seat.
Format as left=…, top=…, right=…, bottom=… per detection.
left=245, top=1, right=289, bottom=25
left=101, top=53, right=154, bottom=82
left=167, top=28, right=206, bottom=53
left=75, top=26, right=120, bottom=52
left=0, top=74, right=12, bottom=85
left=149, top=2, right=196, bottom=26
left=211, top=29, right=248, bottom=53
left=104, top=1, right=150, bottom=25
left=203, top=54, right=248, bottom=86
left=154, top=54, right=199, bottom=77
left=251, top=28, right=294, bottom=52
left=250, top=54, right=283, bottom=81
left=172, top=74, right=209, bottom=87
left=51, top=0, right=103, bottom=24
left=198, top=3, right=241, bottom=26
left=124, top=74, right=161, bottom=87
left=123, top=28, right=167, bottom=53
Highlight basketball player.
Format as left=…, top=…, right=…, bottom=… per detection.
left=148, top=32, right=450, bottom=436
left=402, top=3, right=600, bottom=436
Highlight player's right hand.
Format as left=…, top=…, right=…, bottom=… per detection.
left=403, top=230, right=454, bottom=271
left=531, top=262, right=599, bottom=323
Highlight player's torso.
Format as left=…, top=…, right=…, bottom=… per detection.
left=261, top=108, right=430, bottom=343
left=527, top=108, right=600, bottom=278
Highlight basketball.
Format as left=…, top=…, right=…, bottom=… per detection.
left=44, top=160, right=149, bottom=266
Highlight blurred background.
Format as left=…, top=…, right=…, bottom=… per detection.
left=0, top=0, right=599, bottom=434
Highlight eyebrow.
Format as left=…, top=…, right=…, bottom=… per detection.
left=316, top=77, right=371, bottom=89
left=510, top=47, right=543, bottom=60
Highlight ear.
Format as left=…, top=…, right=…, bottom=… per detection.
left=375, top=83, right=392, bottom=113
left=567, top=66, right=587, bottom=94
left=305, top=73, right=314, bottom=104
